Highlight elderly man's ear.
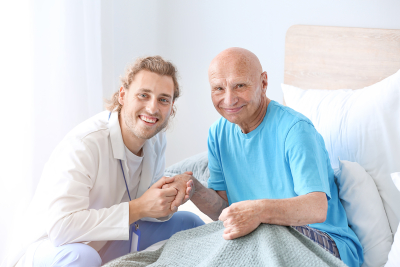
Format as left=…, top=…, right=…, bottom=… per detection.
left=261, top=71, right=268, bottom=91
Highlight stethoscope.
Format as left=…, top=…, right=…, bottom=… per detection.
left=109, top=112, right=141, bottom=252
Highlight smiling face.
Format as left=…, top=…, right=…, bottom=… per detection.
left=119, top=70, right=174, bottom=144
left=208, top=48, right=268, bottom=133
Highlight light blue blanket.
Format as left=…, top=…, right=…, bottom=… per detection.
left=104, top=221, right=347, bottom=267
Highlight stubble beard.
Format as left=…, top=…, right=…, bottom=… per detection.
left=123, top=108, right=169, bottom=140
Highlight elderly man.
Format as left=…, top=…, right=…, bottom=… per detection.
left=169, top=48, right=363, bottom=267
left=7, top=56, right=204, bottom=267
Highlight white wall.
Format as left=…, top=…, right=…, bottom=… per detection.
left=107, top=0, right=400, bottom=167
left=1, top=1, right=104, bottom=261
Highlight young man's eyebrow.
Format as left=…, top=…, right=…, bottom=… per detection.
left=138, top=88, right=172, bottom=99
left=159, top=93, right=172, bottom=99
left=138, top=88, right=152, bottom=93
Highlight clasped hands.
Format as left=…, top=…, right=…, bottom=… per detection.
left=136, top=172, right=194, bottom=219
left=161, top=171, right=195, bottom=211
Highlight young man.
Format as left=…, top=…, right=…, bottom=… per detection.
left=8, top=56, right=204, bottom=267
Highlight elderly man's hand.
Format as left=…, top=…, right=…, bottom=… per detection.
left=161, top=171, right=194, bottom=211
left=219, top=200, right=262, bottom=240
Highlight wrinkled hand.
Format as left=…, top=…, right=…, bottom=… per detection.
left=136, top=176, right=178, bottom=218
left=219, top=200, right=261, bottom=240
left=161, top=171, right=194, bottom=211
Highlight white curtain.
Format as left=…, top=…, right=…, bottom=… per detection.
left=0, top=0, right=103, bottom=262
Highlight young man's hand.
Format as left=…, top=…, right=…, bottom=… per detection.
left=130, top=176, right=178, bottom=222
left=161, top=172, right=194, bottom=211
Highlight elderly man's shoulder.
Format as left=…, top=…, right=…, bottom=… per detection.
left=270, top=101, right=313, bottom=128
left=208, top=116, right=231, bottom=133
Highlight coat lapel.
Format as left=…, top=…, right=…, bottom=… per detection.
left=108, top=112, right=129, bottom=201
left=136, top=139, right=157, bottom=198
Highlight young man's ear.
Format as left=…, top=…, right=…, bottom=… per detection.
left=118, top=87, right=125, bottom=106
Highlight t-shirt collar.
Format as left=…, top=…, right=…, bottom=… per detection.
left=235, top=100, right=274, bottom=139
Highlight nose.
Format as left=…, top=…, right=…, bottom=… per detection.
left=223, top=89, right=238, bottom=107
left=146, top=97, right=158, bottom=115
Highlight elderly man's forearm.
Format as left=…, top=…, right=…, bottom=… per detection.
left=191, top=179, right=228, bottom=221
left=257, top=192, right=328, bottom=226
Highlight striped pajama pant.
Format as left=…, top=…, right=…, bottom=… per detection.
left=292, top=225, right=341, bottom=259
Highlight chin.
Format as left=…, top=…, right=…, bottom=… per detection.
left=135, top=122, right=168, bottom=140
left=222, top=114, right=240, bottom=124
left=133, top=129, right=157, bottom=140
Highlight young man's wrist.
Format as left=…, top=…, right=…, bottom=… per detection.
left=129, top=198, right=143, bottom=224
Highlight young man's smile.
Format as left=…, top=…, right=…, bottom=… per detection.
left=139, top=114, right=159, bottom=124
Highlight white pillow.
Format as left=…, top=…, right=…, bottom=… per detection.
left=391, top=172, right=400, bottom=192
left=385, top=223, right=400, bottom=267
left=336, top=160, right=392, bottom=267
left=282, top=69, right=400, bottom=235
left=385, top=173, right=400, bottom=267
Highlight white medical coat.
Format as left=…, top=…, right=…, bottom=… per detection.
left=6, top=111, right=168, bottom=267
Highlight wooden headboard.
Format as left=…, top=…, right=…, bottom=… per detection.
left=284, top=25, right=400, bottom=90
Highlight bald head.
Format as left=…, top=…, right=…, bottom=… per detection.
left=208, top=47, right=263, bottom=79
left=208, top=47, right=269, bottom=133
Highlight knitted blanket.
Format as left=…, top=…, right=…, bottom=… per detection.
left=104, top=221, right=348, bottom=267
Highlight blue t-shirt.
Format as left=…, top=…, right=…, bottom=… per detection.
left=207, top=101, right=363, bottom=267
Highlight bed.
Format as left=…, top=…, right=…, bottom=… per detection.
left=165, top=25, right=400, bottom=267
left=283, top=25, right=400, bottom=91
left=282, top=25, right=400, bottom=267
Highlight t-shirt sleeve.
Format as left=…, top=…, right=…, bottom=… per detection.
left=285, top=121, right=331, bottom=199
left=207, top=125, right=227, bottom=191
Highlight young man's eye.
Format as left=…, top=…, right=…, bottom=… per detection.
left=139, top=94, right=147, bottom=98
left=160, top=98, right=169, bottom=103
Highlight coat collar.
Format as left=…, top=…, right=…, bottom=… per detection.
left=109, top=111, right=126, bottom=160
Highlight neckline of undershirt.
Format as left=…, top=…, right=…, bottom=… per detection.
left=235, top=100, right=275, bottom=139
left=124, top=146, right=144, bottom=162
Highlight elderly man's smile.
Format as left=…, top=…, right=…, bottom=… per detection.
left=222, top=106, right=244, bottom=114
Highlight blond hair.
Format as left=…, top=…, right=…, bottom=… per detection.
left=105, top=56, right=180, bottom=116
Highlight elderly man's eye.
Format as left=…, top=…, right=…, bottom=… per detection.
left=237, top=84, right=245, bottom=88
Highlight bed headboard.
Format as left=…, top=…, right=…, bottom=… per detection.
left=284, top=25, right=400, bottom=90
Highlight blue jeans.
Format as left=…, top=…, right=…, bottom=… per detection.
left=33, top=211, right=204, bottom=267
